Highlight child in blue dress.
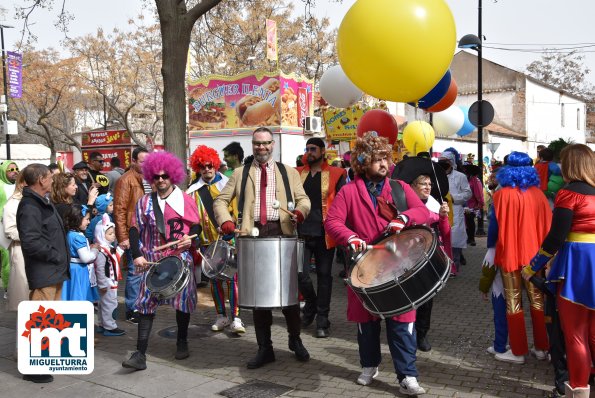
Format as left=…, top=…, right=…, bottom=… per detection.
left=61, top=204, right=99, bottom=302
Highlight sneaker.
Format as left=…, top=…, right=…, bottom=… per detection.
left=211, top=315, right=230, bottom=331
left=530, top=347, right=547, bottom=361
left=122, top=351, right=147, bottom=370
left=487, top=344, right=510, bottom=355
left=546, top=387, right=565, bottom=398
left=230, top=317, right=246, bottom=334
left=494, top=349, right=525, bottom=364
left=126, top=311, right=140, bottom=324
left=356, top=367, right=379, bottom=386
left=399, top=376, right=426, bottom=395
left=103, top=327, right=126, bottom=336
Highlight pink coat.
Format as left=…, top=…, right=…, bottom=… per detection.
left=325, top=176, right=431, bottom=323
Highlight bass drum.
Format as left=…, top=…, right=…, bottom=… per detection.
left=347, top=225, right=451, bottom=317
left=237, top=236, right=303, bottom=309
left=146, top=256, right=191, bottom=300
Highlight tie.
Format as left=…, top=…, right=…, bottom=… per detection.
left=259, top=163, right=267, bottom=225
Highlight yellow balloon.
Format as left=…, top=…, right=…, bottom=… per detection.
left=337, top=0, right=456, bottom=103
left=402, top=121, right=435, bottom=154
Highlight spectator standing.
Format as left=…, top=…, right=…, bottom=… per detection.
left=105, top=157, right=125, bottom=193
left=222, top=141, right=244, bottom=177
left=87, top=151, right=109, bottom=195
left=0, top=160, right=18, bottom=295
left=17, top=163, right=70, bottom=384
left=113, top=147, right=149, bottom=323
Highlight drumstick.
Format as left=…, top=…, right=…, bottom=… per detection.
left=272, top=200, right=295, bottom=216
left=155, top=234, right=198, bottom=251
left=212, top=233, right=221, bottom=253
left=368, top=241, right=398, bottom=254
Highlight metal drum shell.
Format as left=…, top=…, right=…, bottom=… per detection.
left=237, top=236, right=303, bottom=309
left=146, top=256, right=191, bottom=300
left=202, top=240, right=237, bottom=281
left=347, top=225, right=451, bottom=317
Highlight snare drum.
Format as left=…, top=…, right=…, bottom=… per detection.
left=347, top=225, right=451, bottom=317
left=202, top=240, right=237, bottom=280
left=146, top=256, right=191, bottom=300
left=237, top=236, right=303, bottom=309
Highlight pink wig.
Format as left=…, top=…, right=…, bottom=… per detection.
left=142, top=151, right=187, bottom=185
left=190, top=145, right=221, bottom=173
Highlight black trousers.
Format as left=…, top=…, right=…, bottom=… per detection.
left=415, top=298, right=433, bottom=337
left=252, top=221, right=302, bottom=340
left=465, top=211, right=476, bottom=243
left=298, top=235, right=335, bottom=328
left=544, top=291, right=568, bottom=394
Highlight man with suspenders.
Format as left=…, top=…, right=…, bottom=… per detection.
left=214, top=127, right=311, bottom=369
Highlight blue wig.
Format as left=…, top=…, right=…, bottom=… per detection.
left=496, top=152, right=540, bottom=190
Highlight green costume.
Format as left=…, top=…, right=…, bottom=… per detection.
left=0, top=160, right=17, bottom=289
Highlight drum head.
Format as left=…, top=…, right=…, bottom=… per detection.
left=203, top=240, right=234, bottom=279
left=350, top=227, right=435, bottom=288
left=148, top=256, right=183, bottom=289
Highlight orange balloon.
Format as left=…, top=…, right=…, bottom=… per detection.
left=427, top=77, right=458, bottom=113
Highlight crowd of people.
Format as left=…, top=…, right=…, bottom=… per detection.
left=0, top=132, right=593, bottom=397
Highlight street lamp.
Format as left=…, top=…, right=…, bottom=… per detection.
left=458, top=0, right=492, bottom=236
left=1, top=23, right=14, bottom=160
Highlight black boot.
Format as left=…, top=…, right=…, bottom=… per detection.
left=122, top=313, right=153, bottom=371
left=175, top=340, right=189, bottom=360
left=288, top=335, right=310, bottom=362
left=417, top=333, right=432, bottom=352
left=175, top=311, right=190, bottom=360
left=247, top=326, right=275, bottom=369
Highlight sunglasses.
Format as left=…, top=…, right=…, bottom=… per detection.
left=201, top=164, right=215, bottom=170
left=6, top=167, right=19, bottom=172
left=93, top=159, right=104, bottom=163
left=252, top=140, right=273, bottom=146
left=153, top=173, right=170, bottom=181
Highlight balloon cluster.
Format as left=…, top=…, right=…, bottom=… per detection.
left=433, top=105, right=476, bottom=137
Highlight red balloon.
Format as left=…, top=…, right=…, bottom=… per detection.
left=357, top=109, right=398, bottom=145
left=426, top=77, right=458, bottom=113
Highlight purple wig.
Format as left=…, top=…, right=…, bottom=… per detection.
left=142, top=151, right=187, bottom=185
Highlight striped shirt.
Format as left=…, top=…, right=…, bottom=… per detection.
left=253, top=158, right=280, bottom=222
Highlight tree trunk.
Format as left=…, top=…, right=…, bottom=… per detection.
left=156, top=0, right=222, bottom=166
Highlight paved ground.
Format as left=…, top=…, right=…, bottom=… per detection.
left=0, top=237, right=556, bottom=397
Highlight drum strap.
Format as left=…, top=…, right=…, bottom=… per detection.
left=238, top=162, right=293, bottom=223
left=198, top=185, right=219, bottom=228
left=151, top=192, right=167, bottom=241
left=388, top=179, right=408, bottom=213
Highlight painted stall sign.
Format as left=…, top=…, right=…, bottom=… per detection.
left=81, top=130, right=131, bottom=147
left=187, top=70, right=313, bottom=134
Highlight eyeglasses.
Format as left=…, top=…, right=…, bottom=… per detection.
left=305, top=146, right=319, bottom=153
left=252, top=140, right=273, bottom=147
left=417, top=182, right=432, bottom=188
left=153, top=173, right=170, bottom=181
left=6, top=167, right=19, bottom=172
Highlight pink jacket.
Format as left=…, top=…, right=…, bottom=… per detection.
left=467, top=176, right=484, bottom=210
left=325, top=176, right=431, bottom=323
left=428, top=209, right=453, bottom=259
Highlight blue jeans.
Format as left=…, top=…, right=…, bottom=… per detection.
left=492, top=293, right=508, bottom=353
left=357, top=319, right=418, bottom=381
left=124, top=250, right=142, bottom=312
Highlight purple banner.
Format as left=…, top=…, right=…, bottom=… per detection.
left=7, top=51, right=22, bottom=98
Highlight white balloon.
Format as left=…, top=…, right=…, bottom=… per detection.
left=319, top=65, right=363, bottom=108
left=432, top=106, right=465, bottom=137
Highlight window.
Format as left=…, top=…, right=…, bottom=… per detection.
left=577, top=108, right=581, bottom=130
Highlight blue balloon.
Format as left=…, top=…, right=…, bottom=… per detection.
left=411, top=70, right=451, bottom=109
left=456, top=105, right=475, bottom=136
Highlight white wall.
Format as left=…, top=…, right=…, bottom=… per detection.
left=525, top=80, right=586, bottom=146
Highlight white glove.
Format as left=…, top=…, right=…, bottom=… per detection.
left=347, top=236, right=367, bottom=253
left=482, top=247, right=495, bottom=268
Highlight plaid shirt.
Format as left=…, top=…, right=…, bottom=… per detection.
left=253, top=158, right=280, bottom=222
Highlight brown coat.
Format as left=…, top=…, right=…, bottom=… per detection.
left=213, top=163, right=310, bottom=235
left=113, top=168, right=145, bottom=243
